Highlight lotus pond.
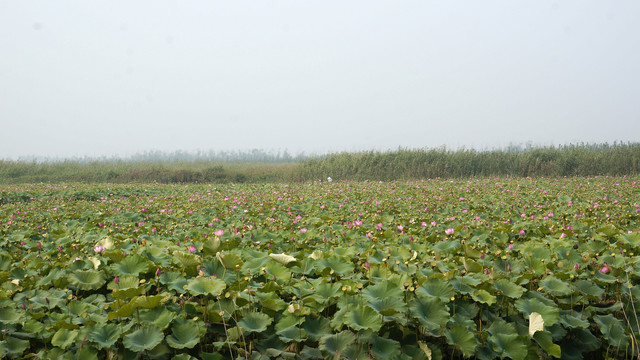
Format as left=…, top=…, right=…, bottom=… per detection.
left=1, top=177, right=640, bottom=359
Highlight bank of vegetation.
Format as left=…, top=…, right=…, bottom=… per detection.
left=1, top=143, right=638, bottom=184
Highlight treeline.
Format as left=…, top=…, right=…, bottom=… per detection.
left=1, top=143, right=639, bottom=184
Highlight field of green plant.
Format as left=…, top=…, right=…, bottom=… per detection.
left=1, top=177, right=639, bottom=359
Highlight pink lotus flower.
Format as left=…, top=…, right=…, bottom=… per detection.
left=600, top=265, right=609, bottom=274
left=188, top=246, right=196, bottom=253
left=519, top=230, right=526, bottom=236
left=156, top=268, right=161, bottom=277
left=397, top=225, right=404, bottom=231
left=445, top=228, right=454, bottom=235
left=114, top=276, right=119, bottom=284
left=377, top=223, right=383, bottom=230
left=421, top=222, right=427, bottom=227
left=300, top=228, right=307, bottom=233
left=431, top=221, right=437, bottom=226
left=214, top=230, right=224, bottom=237
left=508, top=243, right=514, bottom=250
left=94, top=245, right=104, bottom=253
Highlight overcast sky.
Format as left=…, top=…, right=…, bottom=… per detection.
left=1, top=1, right=639, bottom=160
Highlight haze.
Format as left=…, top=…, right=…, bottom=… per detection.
left=1, top=1, right=639, bottom=160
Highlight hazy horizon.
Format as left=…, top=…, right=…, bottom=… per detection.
left=2, top=1, right=639, bottom=160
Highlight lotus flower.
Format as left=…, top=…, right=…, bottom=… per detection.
left=600, top=265, right=609, bottom=274
left=445, top=228, right=454, bottom=235
left=94, top=245, right=104, bottom=253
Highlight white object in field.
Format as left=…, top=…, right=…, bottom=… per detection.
left=327, top=177, right=332, bottom=182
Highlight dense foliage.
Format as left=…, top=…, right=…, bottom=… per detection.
left=1, top=177, right=640, bottom=359
left=1, top=143, right=639, bottom=184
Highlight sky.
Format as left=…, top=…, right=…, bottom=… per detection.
left=1, top=1, right=639, bottom=160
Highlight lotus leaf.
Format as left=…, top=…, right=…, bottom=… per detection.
left=51, top=328, right=79, bottom=349
left=67, top=269, right=106, bottom=290
left=166, top=319, right=201, bottom=349
left=539, top=276, right=572, bottom=297
left=515, top=297, right=559, bottom=326
left=409, top=297, right=449, bottom=334
left=89, top=323, right=121, bottom=348
left=111, top=255, right=150, bottom=276
left=185, top=277, right=226, bottom=297
left=123, top=325, right=164, bottom=352
left=269, top=253, right=297, bottom=265
left=494, top=279, right=525, bottom=299
left=370, top=335, right=401, bottom=359
left=319, top=330, right=356, bottom=358
left=416, top=278, right=456, bottom=303
left=342, top=304, right=382, bottom=332
left=445, top=323, right=477, bottom=357
left=238, top=312, right=272, bottom=334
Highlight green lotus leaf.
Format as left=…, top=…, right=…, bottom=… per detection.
left=370, top=335, right=401, bottom=359
left=75, top=346, right=99, bottom=360
left=166, top=320, right=200, bottom=349
left=559, top=310, right=589, bottom=329
left=572, top=280, right=603, bottom=297
left=416, top=278, right=456, bottom=303
left=409, top=297, right=450, bottom=334
left=539, top=276, right=572, bottom=297
left=107, top=275, right=139, bottom=290
left=159, top=271, right=188, bottom=294
left=277, top=326, right=308, bottom=343
left=368, top=295, right=407, bottom=316
left=265, top=261, right=291, bottom=282
left=319, top=331, right=356, bottom=358
left=362, top=279, right=404, bottom=300
left=494, top=279, right=525, bottom=299
left=89, top=323, right=121, bottom=348
left=515, top=297, right=559, bottom=326
left=139, top=307, right=176, bottom=330
left=311, top=282, right=343, bottom=303
left=533, top=330, right=561, bottom=358
left=3, top=336, right=30, bottom=358
left=303, top=316, right=332, bottom=341
left=238, top=312, right=273, bottom=334
left=172, top=354, right=199, bottom=360
left=489, top=332, right=528, bottom=360
left=203, top=236, right=221, bottom=255
left=111, top=255, right=150, bottom=276
left=67, top=269, right=106, bottom=290
left=0, top=307, right=22, bottom=323
left=593, top=314, right=629, bottom=349
left=445, top=323, right=477, bottom=358
left=185, top=277, right=226, bottom=297
left=219, top=252, right=243, bottom=269
left=342, top=305, right=382, bottom=332
left=123, top=325, right=164, bottom=352
left=174, top=251, right=200, bottom=268
left=471, top=289, right=496, bottom=305
left=319, top=256, right=354, bottom=276
left=51, top=328, right=79, bottom=349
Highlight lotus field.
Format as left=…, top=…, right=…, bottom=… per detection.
left=1, top=177, right=640, bottom=359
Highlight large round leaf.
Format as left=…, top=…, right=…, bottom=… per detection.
left=416, top=278, right=456, bottom=303
left=409, top=297, right=450, bottom=334
left=238, top=312, right=272, bottom=334
left=319, top=331, right=356, bottom=358
left=343, top=305, right=382, bottom=332
left=51, top=328, right=79, bottom=349
left=445, top=324, right=477, bottom=358
left=185, top=277, right=226, bottom=297
left=370, top=335, right=401, bottom=359
left=494, top=279, right=525, bottom=299
left=111, top=255, right=150, bottom=276
left=123, top=325, right=164, bottom=352
left=540, top=276, right=572, bottom=297
left=89, top=323, right=120, bottom=349
left=515, top=298, right=559, bottom=326
left=68, top=269, right=106, bottom=290
left=0, top=308, right=22, bottom=323
left=166, top=320, right=200, bottom=349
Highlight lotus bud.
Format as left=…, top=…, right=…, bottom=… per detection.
left=156, top=268, right=161, bottom=277
left=114, top=276, right=119, bottom=284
